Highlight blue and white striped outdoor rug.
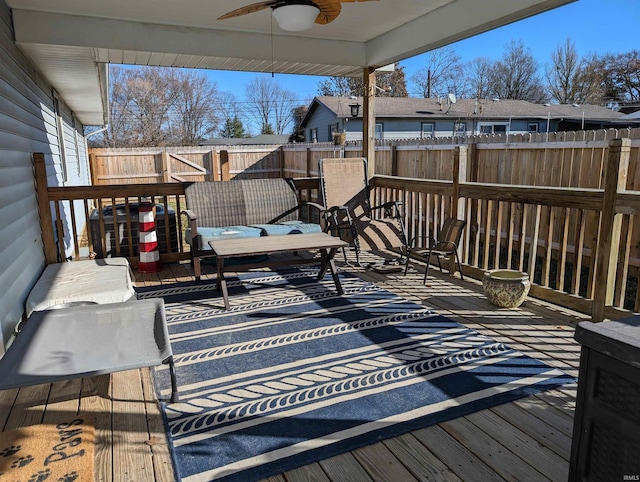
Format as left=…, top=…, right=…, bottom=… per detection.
left=141, top=269, right=574, bottom=482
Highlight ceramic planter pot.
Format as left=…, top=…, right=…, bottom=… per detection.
left=483, top=269, right=531, bottom=308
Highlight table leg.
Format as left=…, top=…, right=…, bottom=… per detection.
left=216, top=256, right=230, bottom=310
left=319, top=248, right=343, bottom=295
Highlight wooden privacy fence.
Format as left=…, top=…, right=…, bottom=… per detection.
left=44, top=132, right=640, bottom=320
left=89, top=145, right=286, bottom=184
left=89, top=127, right=640, bottom=190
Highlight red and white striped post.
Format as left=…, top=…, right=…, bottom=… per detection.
left=138, top=197, right=162, bottom=273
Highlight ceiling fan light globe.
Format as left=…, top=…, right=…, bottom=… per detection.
left=272, top=4, right=320, bottom=31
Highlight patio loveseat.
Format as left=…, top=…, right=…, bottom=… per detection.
left=183, top=178, right=323, bottom=280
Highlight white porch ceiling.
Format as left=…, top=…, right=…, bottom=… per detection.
left=6, top=0, right=576, bottom=125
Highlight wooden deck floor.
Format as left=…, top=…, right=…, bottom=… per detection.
left=0, top=253, right=586, bottom=481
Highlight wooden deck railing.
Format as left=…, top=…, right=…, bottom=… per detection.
left=35, top=139, right=640, bottom=321
left=372, top=139, right=640, bottom=321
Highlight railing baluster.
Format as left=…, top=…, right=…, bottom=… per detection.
left=542, top=206, right=555, bottom=287
left=557, top=207, right=570, bottom=291
left=69, top=200, right=79, bottom=260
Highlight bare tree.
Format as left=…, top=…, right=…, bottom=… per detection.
left=317, top=63, right=408, bottom=98
left=375, top=63, right=408, bottom=97
left=488, top=40, right=547, bottom=102
left=289, top=105, right=308, bottom=142
left=244, top=77, right=299, bottom=135
left=173, top=70, right=220, bottom=145
left=101, top=66, right=220, bottom=147
left=317, top=76, right=355, bottom=96
left=272, top=88, right=298, bottom=135
left=595, top=50, right=640, bottom=108
left=244, top=77, right=278, bottom=134
left=410, top=47, right=464, bottom=98
left=546, top=38, right=603, bottom=104
left=464, top=57, right=493, bottom=99
left=217, top=91, right=246, bottom=134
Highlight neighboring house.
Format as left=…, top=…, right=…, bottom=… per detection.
left=201, top=135, right=291, bottom=146
left=301, top=96, right=631, bottom=143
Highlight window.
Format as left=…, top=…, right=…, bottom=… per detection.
left=309, top=128, right=318, bottom=143
left=479, top=122, right=508, bottom=135
left=375, top=122, right=383, bottom=140
left=528, top=122, right=539, bottom=132
left=328, top=123, right=339, bottom=139
left=421, top=123, right=435, bottom=139
left=454, top=122, right=467, bottom=135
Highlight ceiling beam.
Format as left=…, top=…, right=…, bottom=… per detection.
left=12, top=9, right=367, bottom=68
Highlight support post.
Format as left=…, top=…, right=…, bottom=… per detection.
left=88, top=152, right=97, bottom=185
left=220, top=150, right=230, bottom=181
left=390, top=143, right=398, bottom=177
left=161, top=150, right=170, bottom=183
left=592, top=138, right=630, bottom=322
left=33, top=153, right=58, bottom=264
left=363, top=67, right=376, bottom=179
left=204, top=151, right=214, bottom=181
left=306, top=146, right=313, bottom=177
left=279, top=145, right=285, bottom=178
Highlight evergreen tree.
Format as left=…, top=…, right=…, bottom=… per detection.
left=219, top=116, right=246, bottom=138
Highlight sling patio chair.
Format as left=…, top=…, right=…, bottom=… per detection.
left=404, top=217, right=466, bottom=284
left=318, top=157, right=408, bottom=270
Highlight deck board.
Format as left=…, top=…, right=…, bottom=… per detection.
left=0, top=253, right=587, bottom=482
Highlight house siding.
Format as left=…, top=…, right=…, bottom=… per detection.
left=307, top=104, right=343, bottom=143
left=342, top=118, right=556, bottom=140
left=0, top=0, right=89, bottom=350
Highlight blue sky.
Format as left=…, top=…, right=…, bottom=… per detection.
left=206, top=0, right=639, bottom=105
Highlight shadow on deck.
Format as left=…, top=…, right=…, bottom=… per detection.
left=1, top=252, right=582, bottom=481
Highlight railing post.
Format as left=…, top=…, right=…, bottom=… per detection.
left=452, top=145, right=467, bottom=219
left=33, top=153, right=58, bottom=264
left=592, top=138, right=630, bottom=322
left=220, top=150, right=230, bottom=181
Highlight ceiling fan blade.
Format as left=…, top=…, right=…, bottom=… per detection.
left=314, top=0, right=379, bottom=25
left=313, top=0, right=341, bottom=24
left=218, top=1, right=276, bottom=20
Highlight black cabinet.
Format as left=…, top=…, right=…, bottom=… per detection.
left=570, top=315, right=640, bottom=481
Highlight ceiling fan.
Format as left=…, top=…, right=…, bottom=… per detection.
left=218, top=0, right=378, bottom=31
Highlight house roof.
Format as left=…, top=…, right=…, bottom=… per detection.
left=306, top=96, right=626, bottom=123
left=5, top=0, right=575, bottom=125
left=201, top=134, right=290, bottom=146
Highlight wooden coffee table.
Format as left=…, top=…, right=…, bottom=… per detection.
left=208, top=232, right=348, bottom=309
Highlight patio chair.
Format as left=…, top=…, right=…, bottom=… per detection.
left=404, top=217, right=466, bottom=283
left=318, top=157, right=408, bottom=269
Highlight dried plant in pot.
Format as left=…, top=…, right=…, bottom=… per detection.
left=333, top=131, right=346, bottom=145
